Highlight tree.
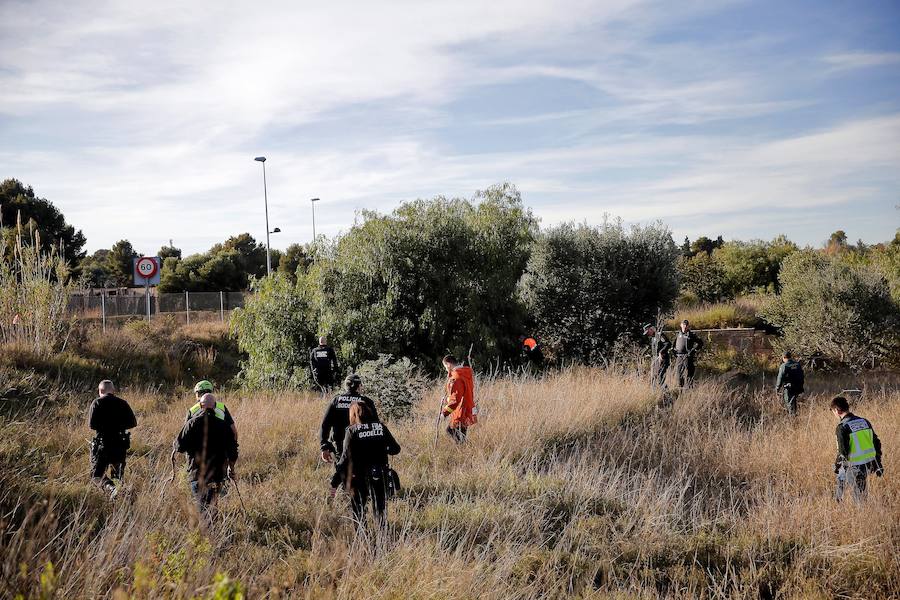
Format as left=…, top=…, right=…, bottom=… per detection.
left=106, top=240, right=138, bottom=287
left=79, top=249, right=114, bottom=288
left=231, top=274, right=317, bottom=388
left=212, top=233, right=268, bottom=279
left=158, top=244, right=182, bottom=260
left=762, top=250, right=900, bottom=369
left=302, top=183, right=538, bottom=368
left=690, top=235, right=724, bottom=256
left=714, top=235, right=798, bottom=296
left=520, top=220, right=680, bottom=365
left=0, top=179, right=86, bottom=264
left=278, top=243, right=312, bottom=282
left=681, top=236, right=692, bottom=257
left=678, top=252, right=728, bottom=302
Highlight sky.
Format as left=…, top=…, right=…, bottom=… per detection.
left=1, top=0, right=899, bottom=256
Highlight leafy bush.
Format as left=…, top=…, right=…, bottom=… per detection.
left=520, top=219, right=680, bottom=365
left=231, top=274, right=317, bottom=388
left=356, top=354, right=429, bottom=420
left=762, top=250, right=900, bottom=368
left=303, top=183, right=538, bottom=368
left=678, top=252, right=728, bottom=302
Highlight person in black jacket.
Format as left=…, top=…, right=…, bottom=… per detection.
left=673, top=320, right=703, bottom=388
left=310, top=336, right=340, bottom=392
left=335, top=400, right=400, bottom=530
left=643, top=324, right=671, bottom=388
left=173, top=393, right=239, bottom=517
left=320, top=374, right=379, bottom=494
left=88, top=380, right=137, bottom=497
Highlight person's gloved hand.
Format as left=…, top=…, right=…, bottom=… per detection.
left=875, top=465, right=885, bottom=477
left=321, top=450, right=334, bottom=463
left=227, top=464, right=236, bottom=479
left=834, top=464, right=841, bottom=475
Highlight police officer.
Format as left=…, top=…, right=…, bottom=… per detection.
left=320, top=374, right=379, bottom=494
left=173, top=393, right=239, bottom=519
left=186, top=380, right=238, bottom=441
left=775, top=351, right=805, bottom=415
left=643, top=324, right=671, bottom=388
left=335, top=400, right=401, bottom=530
left=673, top=319, right=703, bottom=388
left=310, top=336, right=340, bottom=392
left=831, top=396, right=883, bottom=503
left=87, top=380, right=137, bottom=497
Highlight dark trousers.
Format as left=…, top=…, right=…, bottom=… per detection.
left=675, top=355, right=695, bottom=388
left=782, top=389, right=800, bottom=416
left=190, top=480, right=222, bottom=517
left=313, top=372, right=334, bottom=392
left=90, top=450, right=125, bottom=491
left=835, top=464, right=869, bottom=503
left=651, top=357, right=670, bottom=388
left=351, top=477, right=388, bottom=530
left=446, top=425, right=468, bottom=443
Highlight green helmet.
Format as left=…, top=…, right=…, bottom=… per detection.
left=194, top=380, right=214, bottom=394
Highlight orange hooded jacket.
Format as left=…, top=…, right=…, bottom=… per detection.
left=442, top=366, right=477, bottom=428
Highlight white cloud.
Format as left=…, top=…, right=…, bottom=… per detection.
left=0, top=0, right=897, bottom=254
left=824, top=52, right=900, bottom=71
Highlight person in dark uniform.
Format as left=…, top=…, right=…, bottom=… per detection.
left=185, top=380, right=238, bottom=441
left=320, top=374, right=379, bottom=496
left=173, top=393, right=239, bottom=519
left=673, top=320, right=703, bottom=388
left=643, top=324, right=671, bottom=388
left=775, top=351, right=805, bottom=416
left=522, top=336, right=544, bottom=372
left=335, top=400, right=401, bottom=530
left=310, top=336, right=340, bottom=392
left=88, top=380, right=137, bottom=497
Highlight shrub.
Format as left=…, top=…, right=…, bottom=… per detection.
left=520, top=219, right=679, bottom=365
left=303, top=183, right=538, bottom=369
left=355, top=354, right=429, bottom=420
left=0, top=222, right=76, bottom=357
left=230, top=274, right=317, bottom=389
left=762, top=250, right=900, bottom=369
left=678, top=252, right=728, bottom=303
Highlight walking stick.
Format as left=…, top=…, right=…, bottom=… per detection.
left=229, top=471, right=249, bottom=517
left=169, top=450, right=177, bottom=484
left=433, top=395, right=445, bottom=448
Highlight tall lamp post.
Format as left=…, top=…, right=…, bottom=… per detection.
left=310, top=197, right=320, bottom=241
left=254, top=156, right=272, bottom=275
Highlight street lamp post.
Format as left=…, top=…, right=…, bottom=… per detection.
left=254, top=156, right=272, bottom=275
left=310, top=197, right=320, bottom=242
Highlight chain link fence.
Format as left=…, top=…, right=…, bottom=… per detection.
left=68, top=291, right=249, bottom=329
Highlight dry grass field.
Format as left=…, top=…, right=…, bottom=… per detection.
left=2, top=365, right=898, bottom=599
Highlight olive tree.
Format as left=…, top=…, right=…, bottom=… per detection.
left=520, top=220, right=680, bottom=365
left=762, top=250, right=900, bottom=369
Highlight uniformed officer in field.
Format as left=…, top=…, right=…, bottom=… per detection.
left=775, top=351, right=805, bottom=415
left=87, top=380, right=137, bottom=498
left=310, top=336, right=340, bottom=392
left=643, top=324, right=671, bottom=388
left=673, top=320, right=703, bottom=388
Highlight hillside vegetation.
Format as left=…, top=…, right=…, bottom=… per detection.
left=2, top=366, right=898, bottom=598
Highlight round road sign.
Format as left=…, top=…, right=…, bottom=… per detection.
left=136, top=256, right=158, bottom=279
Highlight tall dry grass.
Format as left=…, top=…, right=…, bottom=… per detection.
left=1, top=369, right=898, bottom=598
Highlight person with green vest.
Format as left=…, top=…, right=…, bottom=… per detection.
left=185, top=380, right=238, bottom=441
left=775, top=351, right=805, bottom=416
left=831, top=396, right=884, bottom=503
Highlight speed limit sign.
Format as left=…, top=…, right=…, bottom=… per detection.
left=133, top=256, right=161, bottom=285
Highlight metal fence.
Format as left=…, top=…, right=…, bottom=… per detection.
left=68, top=291, right=250, bottom=329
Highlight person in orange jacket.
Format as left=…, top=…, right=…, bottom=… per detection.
left=441, top=354, right=477, bottom=443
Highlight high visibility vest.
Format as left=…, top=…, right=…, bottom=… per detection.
left=189, top=401, right=227, bottom=422
left=845, top=418, right=877, bottom=466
